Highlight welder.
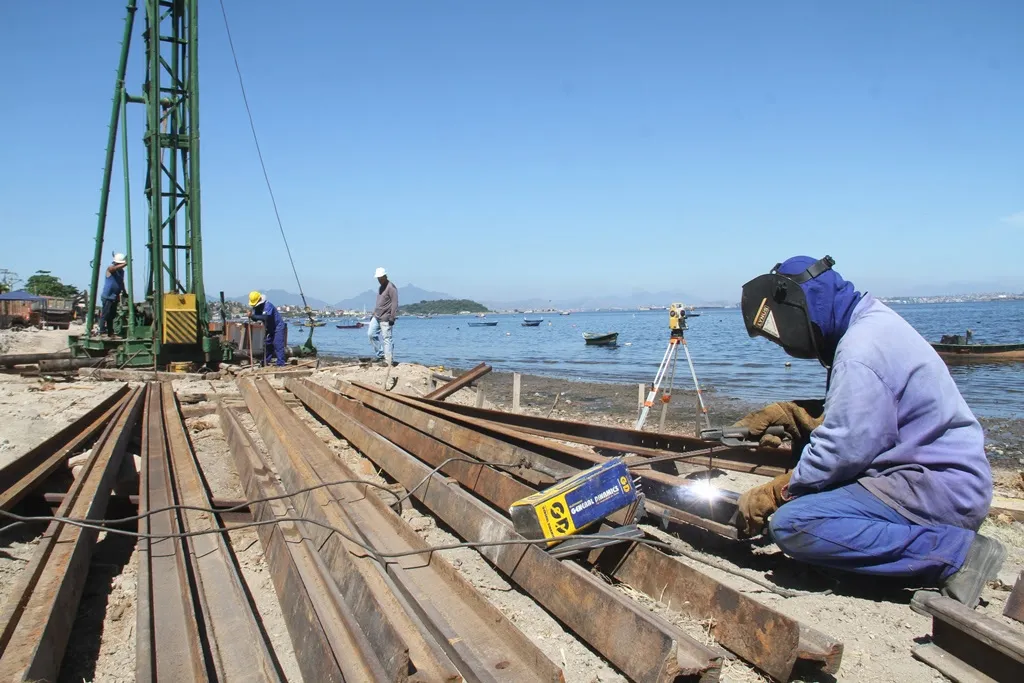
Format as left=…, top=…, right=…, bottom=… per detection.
left=248, top=291, right=286, bottom=367
left=735, top=255, right=1003, bottom=608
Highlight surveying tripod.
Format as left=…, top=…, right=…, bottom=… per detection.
left=635, top=304, right=713, bottom=432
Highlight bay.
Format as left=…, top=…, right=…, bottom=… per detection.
left=311, top=300, right=1024, bottom=418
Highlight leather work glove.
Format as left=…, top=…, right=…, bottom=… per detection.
left=736, top=472, right=793, bottom=537
left=734, top=400, right=825, bottom=449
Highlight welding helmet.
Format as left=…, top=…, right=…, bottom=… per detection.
left=740, top=256, right=836, bottom=363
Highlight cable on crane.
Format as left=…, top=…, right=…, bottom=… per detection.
left=217, top=0, right=318, bottom=354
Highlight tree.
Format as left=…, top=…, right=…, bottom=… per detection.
left=24, top=271, right=79, bottom=298
left=0, top=269, right=18, bottom=294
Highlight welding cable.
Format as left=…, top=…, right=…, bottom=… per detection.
left=0, top=506, right=816, bottom=597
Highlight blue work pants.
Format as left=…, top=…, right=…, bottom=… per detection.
left=769, top=482, right=974, bottom=583
left=264, top=326, right=286, bottom=367
left=368, top=317, right=393, bottom=363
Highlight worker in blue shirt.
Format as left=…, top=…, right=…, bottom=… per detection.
left=735, top=255, right=1003, bottom=608
left=100, top=252, right=127, bottom=337
left=248, top=291, right=286, bottom=367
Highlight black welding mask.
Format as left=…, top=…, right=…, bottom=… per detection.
left=740, top=256, right=836, bottom=362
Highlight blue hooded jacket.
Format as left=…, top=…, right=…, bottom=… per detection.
left=251, top=300, right=284, bottom=336
left=779, top=257, right=992, bottom=529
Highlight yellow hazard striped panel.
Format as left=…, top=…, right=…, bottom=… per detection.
left=162, top=293, right=197, bottom=344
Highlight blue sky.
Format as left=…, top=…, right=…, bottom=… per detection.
left=1, top=1, right=1021, bottom=303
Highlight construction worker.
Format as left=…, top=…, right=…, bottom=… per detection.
left=99, top=252, right=127, bottom=337
left=368, top=267, right=398, bottom=366
left=735, top=255, right=1003, bottom=608
left=248, top=291, right=286, bottom=367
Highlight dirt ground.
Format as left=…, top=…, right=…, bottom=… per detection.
left=1, top=328, right=1022, bottom=682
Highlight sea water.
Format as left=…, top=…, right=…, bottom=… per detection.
left=313, top=300, right=1024, bottom=418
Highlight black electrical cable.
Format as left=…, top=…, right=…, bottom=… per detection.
left=217, top=0, right=312, bottom=318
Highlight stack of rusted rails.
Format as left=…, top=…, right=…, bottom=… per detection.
left=0, top=374, right=888, bottom=681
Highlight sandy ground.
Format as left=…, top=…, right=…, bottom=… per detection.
left=0, top=328, right=1022, bottom=682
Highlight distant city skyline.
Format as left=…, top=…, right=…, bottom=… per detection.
left=2, top=2, right=1021, bottom=304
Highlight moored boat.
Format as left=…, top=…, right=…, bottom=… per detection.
left=930, top=330, right=1024, bottom=361
left=468, top=321, right=498, bottom=327
left=583, top=331, right=618, bottom=346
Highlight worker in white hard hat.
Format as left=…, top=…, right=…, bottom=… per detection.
left=99, top=252, right=128, bottom=337
left=368, top=267, right=398, bottom=366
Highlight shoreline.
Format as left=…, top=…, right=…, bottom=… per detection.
left=321, top=353, right=1024, bottom=467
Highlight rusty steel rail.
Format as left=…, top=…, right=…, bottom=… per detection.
left=910, top=590, right=1024, bottom=682
left=0, top=384, right=130, bottom=511
left=244, top=378, right=562, bottom=682
left=241, top=379, right=449, bottom=681
left=219, top=402, right=391, bottom=682
left=0, top=385, right=144, bottom=682
left=137, top=383, right=208, bottom=681
left=411, top=394, right=794, bottom=476
left=424, top=362, right=491, bottom=400
left=350, top=381, right=741, bottom=539
left=158, top=383, right=283, bottom=679
left=297, top=378, right=842, bottom=681
left=288, top=378, right=724, bottom=682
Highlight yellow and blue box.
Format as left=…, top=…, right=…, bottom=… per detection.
left=509, top=458, right=638, bottom=545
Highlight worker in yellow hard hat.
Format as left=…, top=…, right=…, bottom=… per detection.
left=248, top=290, right=286, bottom=367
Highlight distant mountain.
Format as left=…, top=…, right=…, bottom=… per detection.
left=483, top=289, right=725, bottom=311
left=333, top=284, right=452, bottom=310
left=228, top=289, right=331, bottom=309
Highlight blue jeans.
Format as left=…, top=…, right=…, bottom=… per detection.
left=769, top=482, right=974, bottom=583
left=100, top=298, right=118, bottom=336
left=368, top=317, right=393, bottom=362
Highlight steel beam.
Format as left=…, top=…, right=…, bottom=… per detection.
left=159, top=383, right=282, bottom=680
left=424, top=362, right=491, bottom=401
left=0, top=386, right=144, bottom=682
left=286, top=379, right=724, bottom=682
left=240, top=380, right=456, bottom=682
left=350, top=382, right=741, bottom=538
left=219, top=403, right=389, bottom=682
left=0, top=385, right=129, bottom=511
left=411, top=394, right=794, bottom=476
left=294, top=378, right=842, bottom=681
left=244, top=378, right=562, bottom=682
left=136, top=384, right=208, bottom=682
left=911, top=590, right=1024, bottom=682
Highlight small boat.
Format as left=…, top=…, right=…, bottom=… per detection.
left=685, top=311, right=701, bottom=318
left=583, top=331, right=619, bottom=346
left=522, top=317, right=543, bottom=327
left=931, top=331, right=1024, bottom=361
left=559, top=311, right=571, bottom=316
left=336, top=320, right=365, bottom=329
left=468, top=321, right=498, bottom=327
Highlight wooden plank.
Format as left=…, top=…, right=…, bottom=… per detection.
left=512, top=373, right=521, bottom=413
left=990, top=496, right=1024, bottom=522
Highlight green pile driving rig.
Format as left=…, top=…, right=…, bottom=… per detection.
left=71, top=0, right=224, bottom=370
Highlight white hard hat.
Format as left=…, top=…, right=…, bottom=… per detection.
left=112, top=252, right=127, bottom=264
left=374, top=267, right=387, bottom=278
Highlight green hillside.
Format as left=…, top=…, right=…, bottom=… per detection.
left=400, top=299, right=489, bottom=315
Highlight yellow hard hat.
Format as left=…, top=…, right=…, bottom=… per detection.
left=249, top=291, right=265, bottom=307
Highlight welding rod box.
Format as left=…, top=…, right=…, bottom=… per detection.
left=509, top=458, right=637, bottom=544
